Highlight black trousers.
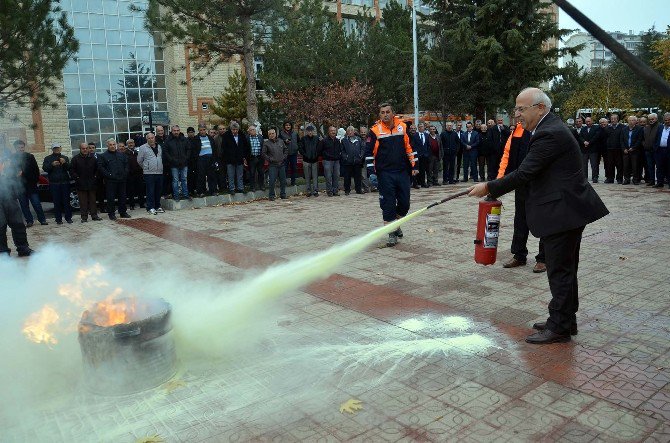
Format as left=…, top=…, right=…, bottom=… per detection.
left=417, top=157, right=429, bottom=186
left=477, top=155, right=487, bottom=182
left=105, top=180, right=127, bottom=215
left=187, top=157, right=199, bottom=195
left=542, top=225, right=585, bottom=335
left=197, top=155, right=217, bottom=194
left=342, top=164, right=362, bottom=193
left=511, top=189, right=545, bottom=263
left=623, top=151, right=640, bottom=182
left=605, top=150, right=623, bottom=182
left=248, top=155, right=265, bottom=190
left=582, top=152, right=601, bottom=181
left=487, top=153, right=501, bottom=181
left=455, top=150, right=463, bottom=180
left=127, top=175, right=144, bottom=207
left=0, top=195, right=29, bottom=254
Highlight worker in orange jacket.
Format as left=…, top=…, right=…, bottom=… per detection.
left=366, top=102, right=418, bottom=247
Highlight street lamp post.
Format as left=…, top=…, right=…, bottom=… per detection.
left=412, top=0, right=419, bottom=129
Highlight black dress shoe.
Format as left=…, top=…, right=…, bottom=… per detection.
left=525, top=329, right=571, bottom=344
left=109, top=214, right=117, bottom=220
left=653, top=184, right=664, bottom=188
left=119, top=213, right=131, bottom=218
left=92, top=216, right=102, bottom=221
left=17, top=248, right=34, bottom=257
left=533, top=321, right=578, bottom=335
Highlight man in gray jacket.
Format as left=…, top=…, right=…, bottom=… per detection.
left=262, top=128, right=288, bottom=201
left=137, top=132, right=165, bottom=215
left=643, top=113, right=660, bottom=186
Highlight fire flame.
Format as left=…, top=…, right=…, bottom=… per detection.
left=22, top=264, right=138, bottom=345
left=22, top=305, right=60, bottom=345
left=89, top=294, right=137, bottom=327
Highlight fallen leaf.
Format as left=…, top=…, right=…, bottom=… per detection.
left=426, top=228, right=435, bottom=233
left=339, top=399, right=363, bottom=414
left=136, top=435, right=164, bottom=443
left=163, top=379, right=186, bottom=393
left=618, top=256, right=627, bottom=260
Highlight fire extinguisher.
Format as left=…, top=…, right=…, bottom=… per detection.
left=474, top=196, right=502, bottom=265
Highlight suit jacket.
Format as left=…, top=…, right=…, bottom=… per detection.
left=620, top=126, right=643, bottom=152
left=411, top=131, right=430, bottom=158
left=440, top=130, right=461, bottom=154
left=570, top=126, right=585, bottom=151
left=606, top=123, right=625, bottom=150
left=459, top=131, right=480, bottom=152
left=487, top=112, right=609, bottom=238
left=579, top=125, right=600, bottom=154
left=221, top=130, right=251, bottom=165
left=489, top=125, right=509, bottom=156
left=654, top=124, right=670, bottom=150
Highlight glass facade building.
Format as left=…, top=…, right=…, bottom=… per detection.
left=62, top=0, right=167, bottom=151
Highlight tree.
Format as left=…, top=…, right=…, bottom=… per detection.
left=261, top=0, right=363, bottom=94
left=562, top=67, right=632, bottom=119
left=0, top=0, right=78, bottom=115
left=274, top=80, right=374, bottom=132
left=210, top=71, right=247, bottom=123
left=425, top=0, right=577, bottom=118
left=651, top=27, right=670, bottom=110
left=144, top=0, right=282, bottom=122
left=550, top=61, right=586, bottom=119
left=362, top=0, right=426, bottom=112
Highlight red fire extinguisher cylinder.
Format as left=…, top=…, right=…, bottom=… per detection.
left=474, top=197, right=502, bottom=265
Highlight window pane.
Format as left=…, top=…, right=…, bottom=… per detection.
left=99, top=119, right=115, bottom=133
left=129, top=118, right=142, bottom=132
left=139, top=89, right=153, bottom=102
left=89, top=14, right=105, bottom=28
left=98, top=104, right=113, bottom=118
left=79, top=44, right=92, bottom=58
left=103, top=0, right=118, bottom=14
left=66, top=89, right=82, bottom=104
left=69, top=120, right=85, bottom=134
left=79, top=74, right=95, bottom=88
left=67, top=105, right=83, bottom=119
left=70, top=135, right=87, bottom=152
left=78, top=59, right=94, bottom=73
left=71, top=0, right=87, bottom=12
left=135, top=46, right=151, bottom=61
left=97, top=89, right=112, bottom=104
left=84, top=118, right=99, bottom=133
left=108, top=45, right=122, bottom=60
left=74, top=15, right=89, bottom=29
left=86, top=135, right=101, bottom=151
left=110, top=74, right=125, bottom=89
left=127, top=104, right=141, bottom=117
left=135, top=32, right=152, bottom=46
left=106, top=30, right=121, bottom=45
left=81, top=90, right=97, bottom=103
left=105, top=14, right=120, bottom=30
left=92, top=45, right=108, bottom=61
left=121, top=31, right=135, bottom=45
left=119, top=16, right=135, bottom=31
left=82, top=104, right=98, bottom=119
left=63, top=74, right=79, bottom=89
left=126, top=89, right=140, bottom=103
left=64, top=60, right=78, bottom=74
left=90, top=29, right=106, bottom=44
left=124, top=74, right=139, bottom=87
left=154, top=89, right=167, bottom=102
left=113, top=104, right=128, bottom=118
left=154, top=102, right=167, bottom=112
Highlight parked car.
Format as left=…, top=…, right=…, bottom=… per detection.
left=37, top=173, right=80, bottom=210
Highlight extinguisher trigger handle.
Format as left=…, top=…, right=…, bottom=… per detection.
left=474, top=239, right=482, bottom=244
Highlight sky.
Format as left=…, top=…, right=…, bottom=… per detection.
left=558, top=0, right=670, bottom=35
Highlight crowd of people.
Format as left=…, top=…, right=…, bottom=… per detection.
left=1, top=107, right=668, bottom=257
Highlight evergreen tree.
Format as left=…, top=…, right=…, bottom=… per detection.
left=550, top=61, right=586, bottom=119
left=144, top=0, right=282, bottom=122
left=210, top=71, right=249, bottom=123
left=425, top=0, right=577, bottom=118
left=0, top=0, right=78, bottom=115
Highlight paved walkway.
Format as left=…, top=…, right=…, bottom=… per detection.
left=2, top=180, right=669, bottom=442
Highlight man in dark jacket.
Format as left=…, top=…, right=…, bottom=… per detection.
left=163, top=125, right=191, bottom=200
left=0, top=146, right=32, bottom=256
left=470, top=88, right=609, bottom=344
left=478, top=124, right=493, bottom=182
left=186, top=127, right=199, bottom=196
left=222, top=121, right=251, bottom=194
left=488, top=118, right=509, bottom=180
left=604, top=114, right=625, bottom=183
left=299, top=124, right=320, bottom=196
left=459, top=122, right=480, bottom=182
left=579, top=117, right=602, bottom=183
left=341, top=126, right=364, bottom=195
left=192, top=124, right=218, bottom=196
left=43, top=142, right=73, bottom=224
left=13, top=140, right=47, bottom=226
left=440, top=122, right=460, bottom=184
left=642, top=113, right=660, bottom=186
left=621, top=116, right=644, bottom=185
left=320, top=126, right=342, bottom=196
left=279, top=121, right=300, bottom=186
left=123, top=139, right=144, bottom=208
left=71, top=142, right=102, bottom=222
left=415, top=123, right=431, bottom=187
left=98, top=138, right=130, bottom=220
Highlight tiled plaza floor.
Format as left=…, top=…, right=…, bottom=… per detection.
left=1, top=178, right=669, bottom=442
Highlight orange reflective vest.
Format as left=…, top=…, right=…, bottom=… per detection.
left=496, top=124, right=525, bottom=179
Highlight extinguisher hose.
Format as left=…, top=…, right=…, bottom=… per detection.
left=425, top=189, right=471, bottom=209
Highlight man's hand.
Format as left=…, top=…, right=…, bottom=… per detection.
left=468, top=182, right=489, bottom=197
left=411, top=169, right=418, bottom=176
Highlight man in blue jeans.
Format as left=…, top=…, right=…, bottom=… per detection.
left=42, top=143, right=73, bottom=224
left=163, top=125, right=192, bottom=201
left=13, top=140, right=47, bottom=226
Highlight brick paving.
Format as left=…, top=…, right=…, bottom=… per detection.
left=3, top=180, right=670, bottom=442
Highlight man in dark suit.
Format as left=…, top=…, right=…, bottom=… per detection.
left=620, top=116, right=644, bottom=185
left=222, top=121, right=251, bottom=194
left=579, top=117, right=602, bottom=183
left=440, top=122, right=461, bottom=184
left=488, top=119, right=509, bottom=181
left=469, top=87, right=609, bottom=344
left=604, top=114, right=625, bottom=183
left=459, top=122, right=480, bottom=182
left=654, top=112, right=670, bottom=188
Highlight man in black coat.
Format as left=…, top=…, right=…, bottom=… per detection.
left=98, top=138, right=130, bottom=220
left=221, top=121, right=251, bottom=194
left=163, top=125, right=191, bottom=200
left=440, top=122, right=460, bottom=184
left=469, top=87, right=609, bottom=344
left=579, top=117, right=602, bottom=183
left=604, top=114, right=625, bottom=183
left=0, top=146, right=32, bottom=256
left=13, top=140, right=47, bottom=226
left=71, top=142, right=102, bottom=222
left=43, top=143, right=73, bottom=224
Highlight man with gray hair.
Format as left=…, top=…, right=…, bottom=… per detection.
left=621, top=115, right=643, bottom=185
left=98, top=138, right=130, bottom=220
left=469, top=87, right=609, bottom=344
left=653, top=112, right=670, bottom=188
left=222, top=121, right=250, bottom=194
left=642, top=113, right=659, bottom=186
left=247, top=124, right=265, bottom=192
